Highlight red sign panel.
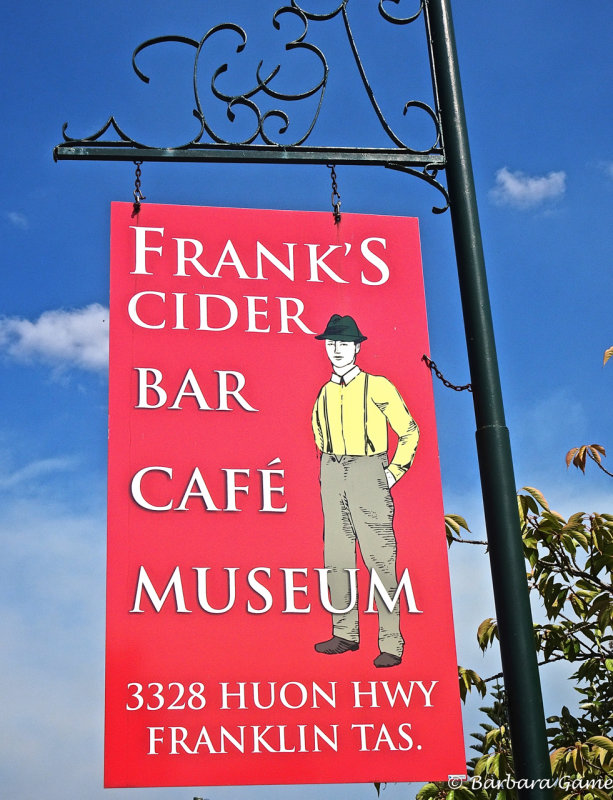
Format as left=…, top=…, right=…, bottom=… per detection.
left=106, top=202, right=465, bottom=787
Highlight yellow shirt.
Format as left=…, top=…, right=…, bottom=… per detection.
left=312, top=367, right=419, bottom=481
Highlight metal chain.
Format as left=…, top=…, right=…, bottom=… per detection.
left=327, top=164, right=341, bottom=223
left=132, top=160, right=146, bottom=214
left=422, top=354, right=472, bottom=392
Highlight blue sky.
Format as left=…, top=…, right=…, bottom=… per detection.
left=1, top=2, right=612, bottom=799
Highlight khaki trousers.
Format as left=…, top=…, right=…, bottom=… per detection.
left=320, top=452, right=404, bottom=657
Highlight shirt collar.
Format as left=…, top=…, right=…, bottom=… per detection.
left=331, top=365, right=361, bottom=385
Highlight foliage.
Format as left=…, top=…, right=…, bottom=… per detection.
left=416, top=489, right=613, bottom=800
left=566, top=445, right=612, bottom=478
left=458, top=667, right=487, bottom=703
left=566, top=347, right=612, bottom=478
left=445, top=514, right=472, bottom=547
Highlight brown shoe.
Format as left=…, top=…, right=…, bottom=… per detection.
left=315, top=636, right=359, bottom=655
left=373, top=652, right=402, bottom=668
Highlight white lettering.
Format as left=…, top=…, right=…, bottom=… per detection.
left=306, top=244, right=348, bottom=283
left=148, top=727, right=165, bottom=755
left=168, top=368, right=212, bottom=410
left=198, top=294, right=238, bottom=331
left=212, top=240, right=251, bottom=279
left=277, top=296, right=316, bottom=334
left=316, top=568, right=358, bottom=613
left=398, top=723, right=413, bottom=750
left=245, top=295, right=271, bottom=332
left=352, top=682, right=379, bottom=709
left=131, top=466, right=173, bottom=511
left=220, top=682, right=247, bottom=710
left=216, top=370, right=258, bottom=412
left=246, top=568, right=273, bottom=614
left=176, top=467, right=220, bottom=512
left=173, top=238, right=212, bottom=277
left=135, top=368, right=167, bottom=409
left=352, top=723, right=375, bottom=751
left=131, top=565, right=191, bottom=613
left=279, top=682, right=308, bottom=709
left=173, top=293, right=187, bottom=329
left=281, top=568, right=310, bottom=613
left=255, top=242, right=296, bottom=280
left=171, top=727, right=194, bottom=754
left=128, top=291, right=166, bottom=329
left=366, top=567, right=422, bottom=614
left=360, top=237, right=389, bottom=285
left=131, top=226, right=164, bottom=275
left=258, top=457, right=287, bottom=512
left=193, top=567, right=238, bottom=613
left=223, top=468, right=250, bottom=511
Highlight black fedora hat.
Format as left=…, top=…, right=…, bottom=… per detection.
left=315, top=314, right=367, bottom=343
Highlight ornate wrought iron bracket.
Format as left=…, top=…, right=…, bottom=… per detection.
left=53, top=0, right=450, bottom=212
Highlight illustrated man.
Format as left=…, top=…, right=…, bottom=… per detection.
left=312, top=314, right=419, bottom=668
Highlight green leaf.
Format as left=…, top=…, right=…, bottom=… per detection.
left=519, top=493, right=539, bottom=516
left=560, top=534, right=577, bottom=558
left=522, top=486, right=550, bottom=510
left=570, top=593, right=586, bottom=616
left=454, top=788, right=477, bottom=800
left=416, top=783, right=440, bottom=800
left=446, top=514, right=471, bottom=533
left=489, top=753, right=501, bottom=777
left=550, top=747, right=567, bottom=773
left=476, top=618, right=498, bottom=651
left=587, top=735, right=613, bottom=753
left=566, top=511, right=587, bottom=528
left=473, top=755, right=488, bottom=777
left=458, top=666, right=486, bottom=701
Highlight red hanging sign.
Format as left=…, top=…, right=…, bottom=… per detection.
left=105, top=202, right=465, bottom=787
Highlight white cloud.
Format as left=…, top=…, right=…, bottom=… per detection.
left=603, top=162, right=613, bottom=180
left=0, top=304, right=109, bottom=371
left=490, top=167, right=566, bottom=209
left=0, top=456, right=77, bottom=490
left=4, top=211, right=29, bottom=229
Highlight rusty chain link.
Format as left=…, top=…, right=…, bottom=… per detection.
left=132, top=160, right=146, bottom=215
left=422, top=354, right=472, bottom=392
left=327, top=164, right=341, bottom=224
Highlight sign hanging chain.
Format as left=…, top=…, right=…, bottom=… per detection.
left=422, top=354, right=472, bottom=392
left=132, top=161, right=146, bottom=216
left=327, top=164, right=342, bottom=224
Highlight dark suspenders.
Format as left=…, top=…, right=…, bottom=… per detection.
left=321, top=386, right=333, bottom=453
left=364, top=374, right=375, bottom=454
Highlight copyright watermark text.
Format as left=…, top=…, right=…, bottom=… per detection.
left=447, top=775, right=613, bottom=791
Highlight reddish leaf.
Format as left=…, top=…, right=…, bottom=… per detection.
left=565, top=448, right=579, bottom=468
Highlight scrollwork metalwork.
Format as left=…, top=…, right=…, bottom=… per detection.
left=386, top=161, right=449, bottom=214
left=196, top=10, right=329, bottom=147
left=56, top=0, right=449, bottom=212
left=342, top=1, right=439, bottom=153
left=378, top=0, right=424, bottom=26
left=60, top=116, right=151, bottom=149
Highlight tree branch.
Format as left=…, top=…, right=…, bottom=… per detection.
left=451, top=534, right=489, bottom=546
left=588, top=449, right=613, bottom=478
left=482, top=651, right=609, bottom=684
left=543, top=548, right=611, bottom=594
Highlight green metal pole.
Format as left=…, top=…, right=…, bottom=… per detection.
left=426, top=2, right=553, bottom=797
